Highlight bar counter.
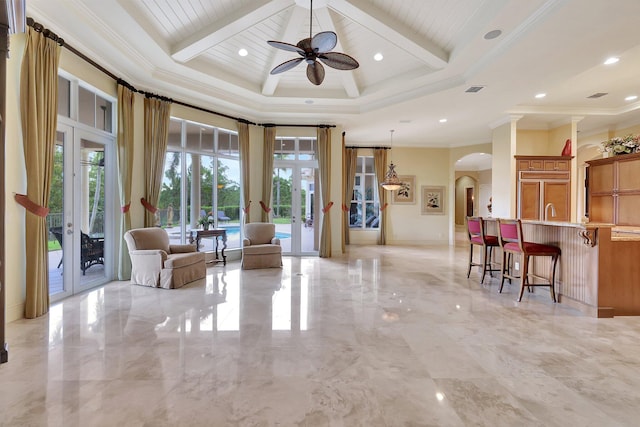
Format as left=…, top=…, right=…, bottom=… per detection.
left=486, top=219, right=640, bottom=317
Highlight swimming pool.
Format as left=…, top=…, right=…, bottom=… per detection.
left=221, top=225, right=291, bottom=240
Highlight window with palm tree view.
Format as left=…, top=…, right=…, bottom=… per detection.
left=160, top=118, right=241, bottom=250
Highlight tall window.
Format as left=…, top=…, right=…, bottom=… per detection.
left=350, top=156, right=380, bottom=229
left=159, top=118, right=241, bottom=249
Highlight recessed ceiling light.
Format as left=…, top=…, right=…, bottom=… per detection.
left=373, top=52, right=383, bottom=61
left=484, top=29, right=502, bottom=40
left=625, top=95, right=638, bottom=101
left=604, top=57, right=619, bottom=65
left=535, top=93, right=546, bottom=99
left=439, top=118, right=447, bottom=123
left=238, top=48, right=248, bottom=57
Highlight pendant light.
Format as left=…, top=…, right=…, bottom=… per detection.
left=381, top=130, right=402, bottom=191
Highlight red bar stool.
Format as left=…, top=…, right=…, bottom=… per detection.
left=466, top=216, right=500, bottom=284
left=497, top=219, right=560, bottom=302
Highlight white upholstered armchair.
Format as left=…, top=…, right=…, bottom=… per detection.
left=242, top=223, right=283, bottom=269
left=124, top=227, right=206, bottom=289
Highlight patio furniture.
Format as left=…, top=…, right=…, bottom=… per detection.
left=217, top=210, right=231, bottom=223
left=81, top=231, right=104, bottom=275
left=124, top=227, right=206, bottom=289
left=50, top=227, right=64, bottom=268
left=49, top=227, right=104, bottom=275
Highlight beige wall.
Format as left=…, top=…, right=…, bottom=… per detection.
left=549, top=124, right=571, bottom=155
left=516, top=124, right=572, bottom=156
left=492, top=123, right=513, bottom=218
left=5, top=34, right=26, bottom=322
left=385, top=147, right=450, bottom=244
left=517, top=129, right=550, bottom=155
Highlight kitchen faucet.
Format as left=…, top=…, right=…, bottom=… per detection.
left=544, top=202, right=556, bottom=221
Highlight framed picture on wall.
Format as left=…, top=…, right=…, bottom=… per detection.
left=392, top=175, right=416, bottom=204
left=421, top=185, right=446, bottom=215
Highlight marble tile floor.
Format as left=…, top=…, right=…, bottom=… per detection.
left=2, top=243, right=640, bottom=426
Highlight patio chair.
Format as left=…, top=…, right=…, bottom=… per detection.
left=50, top=227, right=104, bottom=275
left=50, top=227, right=64, bottom=268
left=217, top=210, right=231, bottom=223
left=81, top=231, right=104, bottom=275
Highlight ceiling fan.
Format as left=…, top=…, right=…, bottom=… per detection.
left=267, top=0, right=359, bottom=85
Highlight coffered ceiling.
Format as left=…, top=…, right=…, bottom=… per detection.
left=26, top=0, right=640, bottom=148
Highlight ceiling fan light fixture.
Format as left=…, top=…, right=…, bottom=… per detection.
left=267, top=0, right=359, bottom=85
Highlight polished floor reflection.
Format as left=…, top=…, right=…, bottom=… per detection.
left=3, top=244, right=640, bottom=426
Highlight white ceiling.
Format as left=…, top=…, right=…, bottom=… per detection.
left=26, top=0, right=640, bottom=149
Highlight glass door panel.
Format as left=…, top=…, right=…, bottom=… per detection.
left=273, top=167, right=293, bottom=253
left=159, top=151, right=182, bottom=245
left=300, top=167, right=318, bottom=253
left=48, top=126, right=70, bottom=300
left=49, top=126, right=111, bottom=300
left=76, top=132, right=109, bottom=293
left=272, top=166, right=318, bottom=255
left=217, top=157, right=241, bottom=249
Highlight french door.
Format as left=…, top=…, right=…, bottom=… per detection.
left=272, top=164, right=319, bottom=255
left=48, top=123, right=113, bottom=301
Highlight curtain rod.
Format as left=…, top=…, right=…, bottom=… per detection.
left=265, top=123, right=336, bottom=128
left=27, top=17, right=337, bottom=130
left=345, top=146, right=390, bottom=149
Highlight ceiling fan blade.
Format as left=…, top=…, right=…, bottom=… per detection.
left=311, top=31, right=337, bottom=53
left=270, top=58, right=304, bottom=75
left=267, top=40, right=305, bottom=55
left=296, top=37, right=312, bottom=53
left=306, top=61, right=325, bottom=85
left=318, top=52, right=360, bottom=70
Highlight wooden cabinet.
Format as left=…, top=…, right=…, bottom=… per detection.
left=516, top=156, right=571, bottom=221
left=517, top=157, right=570, bottom=172
left=587, top=152, right=640, bottom=225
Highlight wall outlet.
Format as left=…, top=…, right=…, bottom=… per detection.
left=514, top=261, right=520, bottom=270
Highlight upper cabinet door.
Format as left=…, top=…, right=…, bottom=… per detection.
left=544, top=159, right=570, bottom=171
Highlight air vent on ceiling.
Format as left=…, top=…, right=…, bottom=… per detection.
left=587, top=92, right=608, bottom=99
left=465, top=86, right=485, bottom=93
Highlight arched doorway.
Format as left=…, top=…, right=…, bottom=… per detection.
left=454, top=153, right=493, bottom=241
